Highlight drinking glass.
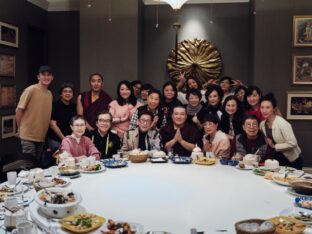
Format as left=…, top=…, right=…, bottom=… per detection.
left=7, top=171, right=17, bottom=185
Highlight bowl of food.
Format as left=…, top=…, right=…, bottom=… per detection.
left=290, top=179, right=312, bottom=195
left=235, top=219, right=275, bottom=234
left=35, top=188, right=82, bottom=218
left=228, top=160, right=239, bottom=166
left=128, top=149, right=149, bottom=163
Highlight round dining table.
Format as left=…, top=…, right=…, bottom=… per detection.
left=28, top=161, right=303, bottom=234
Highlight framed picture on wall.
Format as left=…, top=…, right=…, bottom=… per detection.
left=0, top=84, right=16, bottom=108
left=292, top=55, right=312, bottom=84
left=287, top=92, right=312, bottom=120
left=0, top=21, right=19, bottom=48
left=293, top=16, right=312, bottom=47
left=1, top=115, right=16, bottom=139
left=0, top=53, right=15, bottom=77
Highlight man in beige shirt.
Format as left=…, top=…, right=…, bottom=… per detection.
left=16, top=65, right=53, bottom=163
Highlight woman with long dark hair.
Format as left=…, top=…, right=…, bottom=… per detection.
left=260, top=93, right=302, bottom=169
left=244, top=86, right=265, bottom=122
left=220, top=95, right=244, bottom=139
left=203, top=84, right=223, bottom=120
left=161, top=81, right=182, bottom=123
left=109, top=80, right=142, bottom=138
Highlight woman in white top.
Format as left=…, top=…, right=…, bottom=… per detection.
left=260, top=93, right=302, bottom=169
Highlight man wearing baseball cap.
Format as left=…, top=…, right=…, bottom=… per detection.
left=15, top=65, right=54, bottom=166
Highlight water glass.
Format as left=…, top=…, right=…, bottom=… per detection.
left=7, top=171, right=17, bottom=185
left=12, top=221, right=37, bottom=234
left=48, top=166, right=59, bottom=177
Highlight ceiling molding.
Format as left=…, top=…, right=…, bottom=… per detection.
left=27, top=0, right=49, bottom=11
left=47, top=0, right=79, bottom=11
left=28, top=0, right=249, bottom=12
left=144, top=0, right=249, bottom=5
left=27, top=0, right=80, bottom=11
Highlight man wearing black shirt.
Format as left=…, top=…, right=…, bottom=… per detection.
left=47, top=83, right=76, bottom=150
left=160, top=105, right=202, bottom=156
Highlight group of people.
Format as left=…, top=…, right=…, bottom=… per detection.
left=15, top=65, right=302, bottom=169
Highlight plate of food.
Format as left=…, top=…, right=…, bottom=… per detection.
left=58, top=165, right=80, bottom=178
left=272, top=174, right=298, bottom=187
left=0, top=183, right=29, bottom=195
left=280, top=207, right=312, bottom=224
left=295, top=197, right=312, bottom=210
left=37, top=177, right=70, bottom=188
left=171, top=156, right=192, bottom=164
left=193, top=157, right=217, bottom=166
left=287, top=187, right=312, bottom=197
left=79, top=162, right=106, bottom=173
left=150, top=157, right=169, bottom=163
left=269, top=216, right=306, bottom=234
left=102, top=159, right=128, bottom=168
left=258, top=166, right=279, bottom=172
left=101, top=219, right=144, bottom=234
left=253, top=168, right=265, bottom=176
left=236, top=162, right=254, bottom=170
left=61, top=213, right=105, bottom=233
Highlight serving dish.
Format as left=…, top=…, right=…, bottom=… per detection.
left=101, top=219, right=144, bottom=234
left=193, top=157, right=217, bottom=166
left=287, top=187, right=312, bottom=197
left=295, top=197, right=312, bottom=210
left=58, top=165, right=80, bottom=178
left=269, top=216, right=306, bottom=234
left=236, top=163, right=253, bottom=170
left=280, top=206, right=312, bottom=224
left=171, top=156, right=192, bottom=164
left=234, top=219, right=275, bottom=234
left=35, top=188, right=82, bottom=218
left=253, top=168, right=265, bottom=176
left=79, top=163, right=106, bottom=174
left=272, top=174, right=298, bottom=187
left=219, top=159, right=239, bottom=166
left=102, top=159, right=128, bottom=168
left=60, top=213, right=105, bottom=233
left=150, top=157, right=168, bottom=163
left=290, top=179, right=312, bottom=195
left=35, top=177, right=70, bottom=189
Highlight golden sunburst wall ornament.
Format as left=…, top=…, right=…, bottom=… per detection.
left=167, top=38, right=223, bottom=84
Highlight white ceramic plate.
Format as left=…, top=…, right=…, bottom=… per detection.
left=272, top=175, right=291, bottom=187
left=53, top=177, right=71, bottom=187
left=4, top=183, right=29, bottom=195
left=79, top=164, right=106, bottom=174
left=235, top=164, right=253, bottom=170
left=58, top=172, right=81, bottom=179
left=101, top=221, right=144, bottom=234
left=280, top=206, right=312, bottom=224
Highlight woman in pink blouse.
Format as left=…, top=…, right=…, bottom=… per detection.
left=109, top=80, right=142, bottom=138
left=60, top=115, right=100, bottom=162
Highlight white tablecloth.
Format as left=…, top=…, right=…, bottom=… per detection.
left=37, top=162, right=296, bottom=234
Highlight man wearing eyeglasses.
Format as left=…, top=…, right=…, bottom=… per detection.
left=88, top=111, right=121, bottom=159
left=121, top=110, right=161, bottom=152
left=232, top=115, right=267, bottom=161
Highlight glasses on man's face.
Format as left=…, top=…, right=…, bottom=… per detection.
left=245, top=123, right=258, bottom=128
left=139, top=118, right=151, bottom=124
left=73, top=124, right=86, bottom=128
left=98, top=119, right=111, bottom=124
